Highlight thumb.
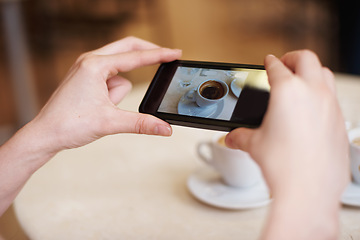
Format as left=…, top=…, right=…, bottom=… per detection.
left=225, top=127, right=255, bottom=152
left=109, top=110, right=172, bottom=136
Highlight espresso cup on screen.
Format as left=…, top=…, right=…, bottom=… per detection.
left=195, top=79, right=229, bottom=107
left=197, top=133, right=262, bottom=188
left=349, top=127, right=360, bottom=184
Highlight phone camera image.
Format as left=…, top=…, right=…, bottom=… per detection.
left=139, top=60, right=270, bottom=131
left=199, top=80, right=225, bottom=100
left=158, top=65, right=269, bottom=122
left=178, top=67, right=199, bottom=88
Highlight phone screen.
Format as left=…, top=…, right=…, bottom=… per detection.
left=140, top=60, right=270, bottom=131
left=158, top=66, right=269, bottom=122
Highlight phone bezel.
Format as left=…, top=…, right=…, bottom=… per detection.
left=139, top=60, right=268, bottom=132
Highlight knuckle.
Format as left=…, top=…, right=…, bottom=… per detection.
left=125, top=36, right=138, bottom=42
left=134, top=115, right=148, bottom=134
left=124, top=36, right=142, bottom=50
left=75, top=52, right=91, bottom=64
left=298, top=49, right=317, bottom=60
left=323, top=67, right=334, bottom=78
left=159, top=47, right=170, bottom=55
left=77, top=53, right=99, bottom=72
left=80, top=54, right=96, bottom=69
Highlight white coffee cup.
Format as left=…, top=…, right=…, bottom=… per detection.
left=185, top=79, right=229, bottom=107
left=349, top=127, right=360, bottom=184
left=197, top=133, right=262, bottom=188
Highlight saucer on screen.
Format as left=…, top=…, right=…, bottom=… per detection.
left=230, top=79, right=242, bottom=98
left=177, top=90, right=224, bottom=118
left=187, top=167, right=271, bottom=210
left=341, top=182, right=360, bottom=207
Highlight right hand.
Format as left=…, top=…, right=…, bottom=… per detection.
left=226, top=50, right=349, bottom=202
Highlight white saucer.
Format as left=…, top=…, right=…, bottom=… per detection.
left=187, top=167, right=271, bottom=210
left=177, top=90, right=224, bottom=118
left=341, top=182, right=360, bottom=207
left=230, top=79, right=242, bottom=98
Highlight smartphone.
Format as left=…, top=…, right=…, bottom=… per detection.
left=139, top=60, right=270, bottom=132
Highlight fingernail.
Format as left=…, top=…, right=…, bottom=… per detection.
left=224, top=135, right=235, bottom=149
left=164, top=47, right=181, bottom=51
left=154, top=125, right=172, bottom=136
left=172, top=48, right=182, bottom=54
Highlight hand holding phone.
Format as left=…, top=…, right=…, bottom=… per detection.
left=139, top=60, right=270, bottom=131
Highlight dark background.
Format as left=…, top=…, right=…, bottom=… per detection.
left=0, top=0, right=359, bottom=132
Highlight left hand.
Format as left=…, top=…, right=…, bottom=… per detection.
left=29, top=36, right=182, bottom=154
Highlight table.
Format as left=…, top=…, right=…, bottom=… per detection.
left=12, top=73, right=360, bottom=240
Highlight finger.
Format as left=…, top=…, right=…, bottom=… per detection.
left=107, top=75, right=132, bottom=105
left=92, top=36, right=161, bottom=55
left=99, top=47, right=182, bottom=73
left=225, top=127, right=256, bottom=152
left=322, top=67, right=336, bottom=93
left=109, top=110, right=173, bottom=136
left=280, top=50, right=323, bottom=83
left=264, top=54, right=294, bottom=87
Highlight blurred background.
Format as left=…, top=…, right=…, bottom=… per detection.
left=0, top=1, right=360, bottom=238
left=0, top=0, right=359, bottom=143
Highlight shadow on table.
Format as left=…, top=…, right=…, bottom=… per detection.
left=0, top=205, right=29, bottom=240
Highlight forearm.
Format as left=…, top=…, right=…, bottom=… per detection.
left=261, top=184, right=340, bottom=240
left=0, top=120, right=56, bottom=216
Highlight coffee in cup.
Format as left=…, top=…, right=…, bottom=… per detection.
left=352, top=137, right=360, bottom=147
left=199, top=80, right=226, bottom=100
left=348, top=128, right=360, bottom=184
left=183, top=79, right=229, bottom=108
left=195, top=79, right=229, bottom=107
left=217, top=135, right=227, bottom=147
left=197, top=133, right=262, bottom=188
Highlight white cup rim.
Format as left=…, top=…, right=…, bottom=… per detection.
left=211, top=132, right=246, bottom=153
left=348, top=127, right=360, bottom=149
left=211, top=132, right=228, bottom=149
left=197, top=79, right=229, bottom=102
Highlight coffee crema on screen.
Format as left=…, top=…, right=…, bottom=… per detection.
left=199, top=80, right=225, bottom=100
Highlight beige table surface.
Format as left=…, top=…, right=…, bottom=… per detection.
left=13, top=74, right=360, bottom=240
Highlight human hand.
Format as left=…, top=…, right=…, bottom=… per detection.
left=29, top=36, right=182, bottom=154
left=225, top=51, right=349, bottom=239
left=0, top=37, right=180, bottom=215
left=226, top=50, right=349, bottom=199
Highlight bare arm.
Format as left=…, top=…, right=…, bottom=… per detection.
left=0, top=36, right=182, bottom=216
left=0, top=121, right=55, bottom=214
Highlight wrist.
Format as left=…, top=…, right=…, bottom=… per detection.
left=262, top=187, right=340, bottom=240
left=4, top=120, right=58, bottom=173
left=0, top=120, right=58, bottom=215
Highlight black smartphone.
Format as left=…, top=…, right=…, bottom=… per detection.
left=139, top=60, right=270, bottom=132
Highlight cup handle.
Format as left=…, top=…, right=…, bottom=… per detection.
left=184, top=89, right=196, bottom=102
left=197, top=142, right=214, bottom=167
